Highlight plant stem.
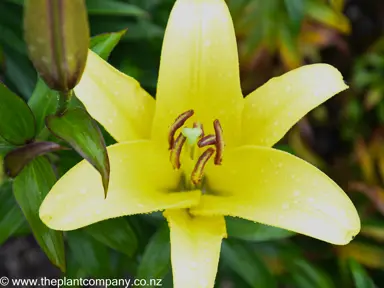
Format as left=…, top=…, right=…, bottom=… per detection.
left=57, top=90, right=73, bottom=115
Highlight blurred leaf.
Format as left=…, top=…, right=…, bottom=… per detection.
left=288, top=126, right=326, bottom=169
left=90, top=29, right=127, bottom=60
left=13, top=156, right=65, bottom=271
left=348, top=258, right=376, bottom=288
left=361, top=220, right=384, bottom=242
left=355, top=138, right=377, bottom=185
left=63, top=250, right=88, bottom=287
left=0, top=23, right=27, bottom=55
left=3, top=48, right=36, bottom=100
left=364, top=88, right=383, bottom=110
left=24, top=0, right=90, bottom=91
left=287, top=258, right=336, bottom=288
left=284, top=0, right=305, bottom=35
left=226, top=217, right=294, bottom=242
left=86, top=0, right=147, bottom=17
left=0, top=136, right=15, bottom=156
left=306, top=0, right=350, bottom=34
left=28, top=78, right=59, bottom=134
left=84, top=217, right=138, bottom=257
left=349, top=182, right=384, bottom=215
left=0, top=83, right=36, bottom=145
left=221, top=240, right=276, bottom=288
left=67, top=229, right=111, bottom=277
left=279, top=23, right=302, bottom=69
left=338, top=242, right=384, bottom=270
left=0, top=181, right=25, bottom=245
left=4, top=141, right=65, bottom=178
left=4, top=0, right=24, bottom=4
left=137, top=224, right=171, bottom=281
left=329, top=0, right=345, bottom=12
left=46, top=108, right=110, bottom=196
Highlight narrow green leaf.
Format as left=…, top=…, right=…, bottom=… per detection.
left=0, top=135, right=15, bottom=156
left=28, top=78, right=59, bottom=133
left=226, top=217, right=294, bottom=242
left=13, top=156, right=65, bottom=271
left=84, top=217, right=138, bottom=257
left=288, top=259, right=335, bottom=288
left=46, top=108, right=110, bottom=196
left=2, top=48, right=36, bottom=100
left=90, top=29, right=127, bottom=60
left=222, top=240, right=276, bottom=288
left=348, top=258, right=376, bottom=288
left=4, top=141, right=66, bottom=177
left=0, top=181, right=25, bottom=245
left=0, top=83, right=36, bottom=145
left=86, top=0, right=147, bottom=17
left=284, top=0, right=305, bottom=35
left=306, top=0, right=350, bottom=33
left=137, top=225, right=171, bottom=280
left=67, top=229, right=112, bottom=277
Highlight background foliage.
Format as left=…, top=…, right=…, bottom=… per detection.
left=0, top=0, right=384, bottom=287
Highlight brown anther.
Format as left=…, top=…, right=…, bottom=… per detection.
left=213, top=119, right=224, bottom=165
left=170, top=133, right=187, bottom=169
left=193, top=122, right=204, bottom=138
left=191, top=148, right=215, bottom=185
left=168, top=110, right=194, bottom=149
left=197, top=134, right=216, bottom=148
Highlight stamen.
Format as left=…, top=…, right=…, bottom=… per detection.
left=170, top=133, right=187, bottom=169
left=168, top=110, right=194, bottom=149
left=193, top=122, right=204, bottom=138
left=213, top=119, right=224, bottom=165
left=191, top=148, right=215, bottom=185
left=197, top=134, right=216, bottom=148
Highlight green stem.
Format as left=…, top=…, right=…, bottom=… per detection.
left=57, top=90, right=73, bottom=115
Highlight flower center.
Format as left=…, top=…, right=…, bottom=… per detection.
left=168, top=110, right=224, bottom=187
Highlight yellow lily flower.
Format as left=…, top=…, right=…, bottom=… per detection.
left=39, top=0, right=360, bottom=287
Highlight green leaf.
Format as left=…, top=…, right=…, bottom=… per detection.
left=348, top=258, right=376, bottom=288
left=0, top=181, right=25, bottom=245
left=84, top=217, right=138, bottom=257
left=0, top=83, right=36, bottom=145
left=284, top=0, right=305, bottom=35
left=0, top=135, right=15, bottom=156
left=137, top=224, right=171, bottom=280
left=86, top=0, right=147, bottom=17
left=46, top=108, right=110, bottom=196
left=13, top=156, right=65, bottom=271
left=226, top=217, right=294, bottom=242
left=221, top=240, right=276, bottom=288
left=287, top=259, right=335, bottom=288
left=28, top=78, right=59, bottom=134
left=4, top=141, right=66, bottom=178
left=306, top=0, right=350, bottom=33
left=67, top=229, right=112, bottom=277
left=3, top=48, right=36, bottom=100
left=90, top=29, right=127, bottom=60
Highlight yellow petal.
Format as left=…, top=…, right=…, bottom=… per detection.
left=191, top=146, right=360, bottom=245
left=74, top=50, right=155, bottom=142
left=40, top=141, right=200, bottom=231
left=151, top=0, right=243, bottom=149
left=164, top=209, right=226, bottom=288
left=242, top=64, right=348, bottom=146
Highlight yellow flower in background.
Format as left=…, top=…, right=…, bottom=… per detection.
left=39, top=0, right=360, bottom=287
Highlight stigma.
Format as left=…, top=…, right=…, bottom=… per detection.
left=168, top=110, right=225, bottom=185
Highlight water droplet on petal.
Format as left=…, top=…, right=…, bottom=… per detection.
left=80, top=188, right=87, bottom=195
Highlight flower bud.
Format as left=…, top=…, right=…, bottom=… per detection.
left=24, top=0, right=89, bottom=91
